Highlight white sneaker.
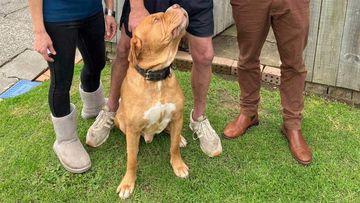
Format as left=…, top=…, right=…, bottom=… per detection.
left=189, top=109, right=222, bottom=157
left=86, top=105, right=115, bottom=147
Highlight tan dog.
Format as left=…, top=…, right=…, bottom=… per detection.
left=114, top=5, right=189, bottom=199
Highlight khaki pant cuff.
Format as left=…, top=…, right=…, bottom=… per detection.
left=283, top=119, right=301, bottom=130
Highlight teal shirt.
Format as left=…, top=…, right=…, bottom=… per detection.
left=43, top=0, right=103, bottom=22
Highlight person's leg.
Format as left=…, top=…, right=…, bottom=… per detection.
left=271, top=0, right=309, bottom=130
left=223, top=0, right=271, bottom=139
left=77, top=12, right=107, bottom=119
left=182, top=0, right=221, bottom=157
left=271, top=0, right=312, bottom=164
left=78, top=12, right=106, bottom=92
left=46, top=23, right=77, bottom=117
left=45, top=21, right=91, bottom=173
left=107, top=25, right=131, bottom=112
left=187, top=35, right=222, bottom=157
left=86, top=24, right=131, bottom=148
left=188, top=34, right=214, bottom=119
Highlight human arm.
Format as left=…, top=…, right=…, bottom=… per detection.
left=28, top=0, right=56, bottom=62
left=104, top=0, right=117, bottom=40
left=128, top=0, right=149, bottom=32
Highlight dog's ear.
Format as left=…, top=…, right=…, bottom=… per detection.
left=128, top=36, right=142, bottom=64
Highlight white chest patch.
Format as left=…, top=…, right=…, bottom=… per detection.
left=157, top=81, right=162, bottom=91
left=143, top=102, right=176, bottom=133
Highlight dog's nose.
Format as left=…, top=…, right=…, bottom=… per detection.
left=166, top=4, right=180, bottom=12
left=172, top=4, right=180, bottom=9
left=166, top=4, right=188, bottom=20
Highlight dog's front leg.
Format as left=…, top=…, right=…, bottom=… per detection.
left=116, top=129, right=140, bottom=199
left=169, top=114, right=189, bottom=178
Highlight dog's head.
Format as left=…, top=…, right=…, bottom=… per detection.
left=129, top=4, right=188, bottom=70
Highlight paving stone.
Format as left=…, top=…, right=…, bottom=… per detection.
left=213, top=35, right=238, bottom=60
left=267, top=27, right=276, bottom=43
left=261, top=28, right=281, bottom=67
left=4, top=6, right=31, bottom=22
left=261, top=39, right=281, bottom=68
left=0, top=73, right=17, bottom=94
left=0, top=50, right=47, bottom=80
left=0, top=0, right=28, bottom=16
left=221, top=25, right=237, bottom=37
left=0, top=16, right=33, bottom=65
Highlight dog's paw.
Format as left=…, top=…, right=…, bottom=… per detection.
left=179, top=135, right=187, bottom=148
left=171, top=159, right=189, bottom=178
left=116, top=176, right=135, bottom=199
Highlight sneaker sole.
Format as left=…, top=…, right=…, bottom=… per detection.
left=86, top=130, right=110, bottom=148
left=189, top=125, right=222, bottom=158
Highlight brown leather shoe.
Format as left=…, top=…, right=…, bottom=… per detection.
left=281, top=126, right=312, bottom=165
left=223, top=114, right=259, bottom=139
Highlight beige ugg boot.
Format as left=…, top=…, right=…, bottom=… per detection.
left=79, top=83, right=106, bottom=119
left=52, top=104, right=91, bottom=173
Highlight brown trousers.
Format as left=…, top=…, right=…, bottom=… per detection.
left=231, top=0, right=310, bottom=130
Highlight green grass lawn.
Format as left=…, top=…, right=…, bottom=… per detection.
left=0, top=64, right=360, bottom=202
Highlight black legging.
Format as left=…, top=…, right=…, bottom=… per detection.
left=45, top=12, right=106, bottom=117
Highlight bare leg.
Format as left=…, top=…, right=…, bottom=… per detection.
left=108, top=25, right=131, bottom=112
left=85, top=26, right=131, bottom=148
left=187, top=33, right=222, bottom=157
left=187, top=33, right=214, bottom=119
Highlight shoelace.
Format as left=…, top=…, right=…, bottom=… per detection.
left=92, top=110, right=115, bottom=130
left=192, top=117, right=215, bottom=141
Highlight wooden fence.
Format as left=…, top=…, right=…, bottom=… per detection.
left=305, top=0, right=360, bottom=92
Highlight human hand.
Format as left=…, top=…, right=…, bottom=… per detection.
left=105, top=15, right=117, bottom=40
left=34, top=31, right=56, bottom=62
left=129, top=7, right=149, bottom=32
